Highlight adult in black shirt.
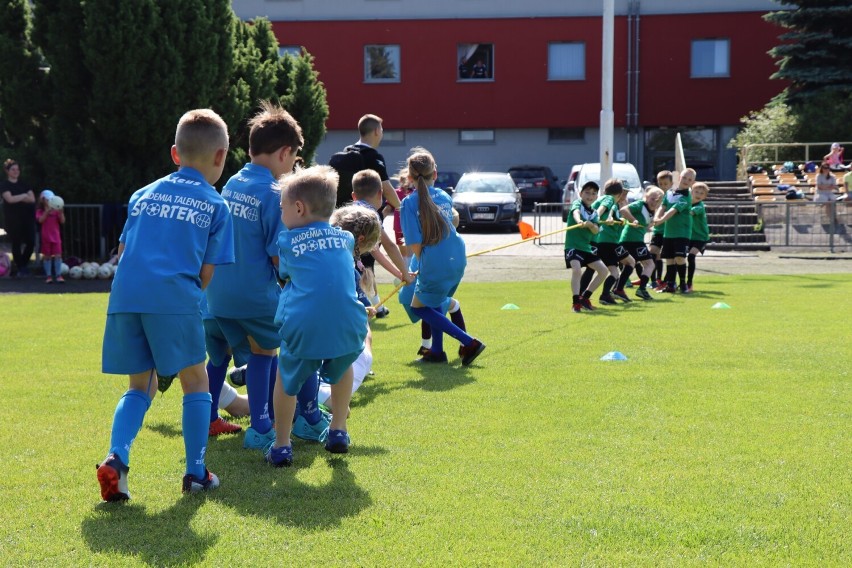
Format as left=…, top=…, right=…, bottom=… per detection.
left=0, top=159, right=36, bottom=276
left=353, top=114, right=401, bottom=211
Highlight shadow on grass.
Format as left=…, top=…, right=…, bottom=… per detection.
left=350, top=375, right=406, bottom=410
left=82, top=496, right=216, bottom=566
left=402, top=359, right=476, bottom=392
left=146, top=421, right=182, bottom=438
left=208, top=450, right=374, bottom=530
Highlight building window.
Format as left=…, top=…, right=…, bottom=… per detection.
left=459, top=129, right=495, bottom=144
left=458, top=44, right=494, bottom=81
left=547, top=42, right=585, bottom=81
left=548, top=128, right=585, bottom=143
left=382, top=129, right=405, bottom=145
left=278, top=46, right=301, bottom=58
left=691, top=39, right=729, bottom=78
left=365, top=45, right=400, bottom=83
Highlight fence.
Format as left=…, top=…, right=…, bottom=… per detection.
left=531, top=200, right=852, bottom=252
left=58, top=204, right=127, bottom=262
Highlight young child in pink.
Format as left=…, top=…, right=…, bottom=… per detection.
left=35, top=189, right=65, bottom=283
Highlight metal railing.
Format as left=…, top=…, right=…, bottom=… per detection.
left=532, top=200, right=852, bottom=252
left=45, top=203, right=127, bottom=262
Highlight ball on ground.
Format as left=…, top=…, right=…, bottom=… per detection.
left=68, top=266, right=83, bottom=279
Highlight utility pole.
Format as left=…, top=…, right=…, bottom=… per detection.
left=600, top=0, right=614, bottom=186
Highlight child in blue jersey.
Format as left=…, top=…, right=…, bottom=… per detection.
left=266, top=166, right=369, bottom=466
left=205, top=101, right=303, bottom=452
left=97, top=109, right=234, bottom=501
left=400, top=147, right=485, bottom=365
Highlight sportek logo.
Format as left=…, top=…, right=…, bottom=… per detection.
left=130, top=196, right=214, bottom=229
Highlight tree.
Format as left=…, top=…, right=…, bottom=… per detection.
left=765, top=1, right=852, bottom=102
left=282, top=49, right=328, bottom=166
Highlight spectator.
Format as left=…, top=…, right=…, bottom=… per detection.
left=0, top=159, right=36, bottom=277
left=823, top=143, right=847, bottom=171
left=458, top=56, right=470, bottom=79
left=814, top=162, right=838, bottom=219
left=471, top=58, right=488, bottom=79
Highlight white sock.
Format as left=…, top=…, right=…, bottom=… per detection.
left=448, top=299, right=460, bottom=313
left=421, top=338, right=432, bottom=349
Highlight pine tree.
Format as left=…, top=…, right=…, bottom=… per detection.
left=282, top=49, right=328, bottom=166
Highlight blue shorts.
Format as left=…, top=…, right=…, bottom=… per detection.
left=215, top=316, right=280, bottom=351
left=203, top=319, right=252, bottom=367
left=277, top=346, right=363, bottom=396
left=103, top=313, right=205, bottom=377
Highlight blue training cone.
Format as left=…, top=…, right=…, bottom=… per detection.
left=600, top=351, right=628, bottom=361
left=501, top=303, right=520, bottom=310
left=711, top=302, right=731, bottom=309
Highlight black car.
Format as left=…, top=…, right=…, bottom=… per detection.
left=435, top=171, right=461, bottom=195
left=507, top=165, right=562, bottom=209
left=451, top=172, right=522, bottom=231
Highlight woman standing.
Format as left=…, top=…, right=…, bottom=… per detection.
left=0, top=159, right=36, bottom=277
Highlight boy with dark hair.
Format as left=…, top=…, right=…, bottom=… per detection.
left=565, top=181, right=608, bottom=312
left=97, top=109, right=234, bottom=500
left=206, top=101, right=304, bottom=452
left=655, top=168, right=695, bottom=293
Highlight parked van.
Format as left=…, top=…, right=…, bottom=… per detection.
left=562, top=162, right=643, bottom=221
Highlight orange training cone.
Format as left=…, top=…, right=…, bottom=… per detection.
left=517, top=221, right=539, bottom=239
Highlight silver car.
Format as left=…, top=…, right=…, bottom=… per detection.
left=451, top=172, right=522, bottom=232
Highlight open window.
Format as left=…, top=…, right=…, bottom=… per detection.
left=457, top=44, right=494, bottom=81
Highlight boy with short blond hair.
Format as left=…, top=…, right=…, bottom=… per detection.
left=655, top=167, right=695, bottom=293
left=687, top=182, right=710, bottom=292
left=97, top=109, right=234, bottom=500
left=620, top=186, right=664, bottom=300
left=266, top=165, right=368, bottom=466
left=648, top=170, right=672, bottom=288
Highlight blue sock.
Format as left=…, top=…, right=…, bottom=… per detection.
left=246, top=354, right=273, bottom=434
left=183, top=392, right=211, bottom=478
left=109, top=389, right=152, bottom=466
left=43, top=259, right=53, bottom=277
left=296, top=372, right=322, bottom=425
left=267, top=355, right=278, bottom=422
left=207, top=355, right=231, bottom=423
left=52, top=257, right=62, bottom=277
left=411, top=306, right=473, bottom=349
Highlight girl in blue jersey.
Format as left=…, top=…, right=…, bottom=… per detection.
left=400, top=148, right=485, bottom=365
left=266, top=166, right=369, bottom=466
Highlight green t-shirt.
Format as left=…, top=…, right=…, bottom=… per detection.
left=690, top=201, right=709, bottom=241
left=662, top=189, right=693, bottom=239
left=564, top=199, right=598, bottom=252
left=620, top=200, right=652, bottom=243
left=592, top=195, right=622, bottom=244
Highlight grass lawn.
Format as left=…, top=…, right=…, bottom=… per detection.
left=0, top=274, right=849, bottom=566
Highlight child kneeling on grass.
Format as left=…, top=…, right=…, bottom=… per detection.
left=266, top=166, right=369, bottom=467
left=97, top=109, right=234, bottom=501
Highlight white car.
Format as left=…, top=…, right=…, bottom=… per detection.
left=563, top=162, right=644, bottom=204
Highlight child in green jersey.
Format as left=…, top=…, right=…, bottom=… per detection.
left=686, top=182, right=710, bottom=292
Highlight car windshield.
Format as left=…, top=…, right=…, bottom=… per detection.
left=454, top=176, right=515, bottom=194
left=509, top=169, right=544, bottom=179
left=581, top=166, right=641, bottom=189
left=436, top=172, right=460, bottom=187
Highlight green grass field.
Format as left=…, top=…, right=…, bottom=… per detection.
left=1, top=275, right=850, bottom=566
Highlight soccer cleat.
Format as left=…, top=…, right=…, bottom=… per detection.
left=417, top=346, right=430, bottom=357
left=96, top=454, right=130, bottom=502
left=243, top=426, right=276, bottom=451
left=635, top=288, right=653, bottom=300
left=598, top=294, right=617, bottom=305
left=656, top=285, right=676, bottom=294
left=680, top=285, right=690, bottom=294
left=209, top=417, right=243, bottom=437
left=631, top=278, right=643, bottom=287
left=227, top=365, right=246, bottom=388
left=572, top=302, right=583, bottom=313
left=611, top=289, right=632, bottom=302
left=579, top=297, right=596, bottom=311
left=157, top=372, right=177, bottom=393
left=459, top=339, right=486, bottom=366
left=321, top=428, right=351, bottom=454
left=292, top=412, right=330, bottom=442
left=417, top=349, right=448, bottom=363
left=182, top=469, right=220, bottom=493
left=266, top=444, right=293, bottom=467
left=375, top=306, right=390, bottom=319
left=653, top=279, right=666, bottom=291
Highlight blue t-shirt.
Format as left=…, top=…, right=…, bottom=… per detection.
left=108, top=167, right=234, bottom=315
left=400, top=186, right=466, bottom=308
left=274, top=221, right=367, bottom=359
left=206, top=163, right=285, bottom=319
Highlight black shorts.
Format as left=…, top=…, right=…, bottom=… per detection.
left=360, top=252, right=375, bottom=269
left=689, top=240, right=707, bottom=254
left=564, top=249, right=600, bottom=269
left=649, top=233, right=664, bottom=248
left=662, top=237, right=690, bottom=259
left=622, top=241, right=652, bottom=262
left=596, top=242, right=631, bottom=266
